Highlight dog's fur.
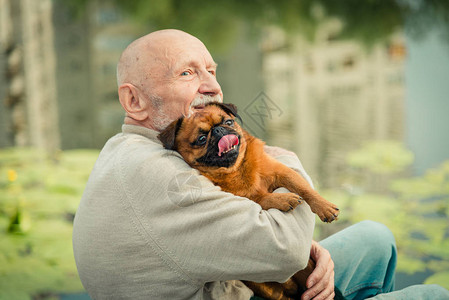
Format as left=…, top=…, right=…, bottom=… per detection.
left=158, top=102, right=342, bottom=300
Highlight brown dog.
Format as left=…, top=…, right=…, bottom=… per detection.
left=158, top=102, right=341, bottom=300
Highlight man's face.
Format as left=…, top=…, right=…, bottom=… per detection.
left=142, top=35, right=223, bottom=124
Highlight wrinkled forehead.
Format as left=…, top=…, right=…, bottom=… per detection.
left=149, top=35, right=215, bottom=68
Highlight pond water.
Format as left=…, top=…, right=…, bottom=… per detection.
left=405, top=26, right=449, bottom=175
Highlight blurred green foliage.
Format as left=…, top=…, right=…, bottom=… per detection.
left=347, top=141, right=414, bottom=174
left=316, top=141, right=449, bottom=290
left=58, top=0, right=449, bottom=52
left=0, top=148, right=99, bottom=300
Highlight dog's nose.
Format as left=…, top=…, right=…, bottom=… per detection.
left=212, top=126, right=226, bottom=137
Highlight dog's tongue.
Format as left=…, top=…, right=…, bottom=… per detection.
left=218, top=134, right=239, bottom=157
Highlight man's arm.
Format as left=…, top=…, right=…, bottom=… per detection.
left=121, top=147, right=315, bottom=284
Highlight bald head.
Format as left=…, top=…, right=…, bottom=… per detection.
left=117, top=29, right=204, bottom=87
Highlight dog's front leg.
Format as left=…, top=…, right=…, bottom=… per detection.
left=254, top=193, right=302, bottom=212
left=270, top=163, right=340, bottom=222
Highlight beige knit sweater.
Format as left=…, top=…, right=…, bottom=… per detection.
left=73, top=124, right=315, bottom=299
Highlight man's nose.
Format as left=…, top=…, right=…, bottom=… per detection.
left=198, top=72, right=222, bottom=96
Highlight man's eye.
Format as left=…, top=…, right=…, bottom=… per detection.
left=181, top=71, right=190, bottom=76
left=224, top=119, right=234, bottom=126
left=208, top=70, right=215, bottom=76
left=197, top=135, right=207, bottom=145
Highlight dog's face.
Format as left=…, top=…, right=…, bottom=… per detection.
left=158, top=102, right=246, bottom=171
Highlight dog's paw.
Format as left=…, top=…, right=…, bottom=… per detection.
left=316, top=203, right=339, bottom=223
left=277, top=193, right=303, bottom=212
left=258, top=193, right=302, bottom=212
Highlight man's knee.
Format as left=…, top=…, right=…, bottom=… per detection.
left=321, top=219, right=397, bottom=263
left=355, top=220, right=397, bottom=264
left=358, top=220, right=395, bottom=245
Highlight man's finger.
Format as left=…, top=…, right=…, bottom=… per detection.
left=310, top=270, right=335, bottom=300
left=306, top=262, right=325, bottom=289
left=306, top=252, right=333, bottom=289
left=313, top=285, right=334, bottom=300
left=302, top=265, right=333, bottom=300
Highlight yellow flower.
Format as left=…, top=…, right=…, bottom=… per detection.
left=7, top=169, right=18, bottom=182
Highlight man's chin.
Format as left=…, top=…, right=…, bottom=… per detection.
left=185, top=105, right=206, bottom=118
left=191, top=105, right=206, bottom=113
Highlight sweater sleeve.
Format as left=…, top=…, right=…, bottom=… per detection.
left=118, top=141, right=315, bottom=285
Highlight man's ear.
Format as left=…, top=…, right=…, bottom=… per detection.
left=157, top=117, right=184, bottom=150
left=118, top=83, right=149, bottom=121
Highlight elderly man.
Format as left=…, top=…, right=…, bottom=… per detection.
left=73, top=29, right=449, bottom=300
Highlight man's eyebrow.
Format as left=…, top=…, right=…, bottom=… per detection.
left=180, top=60, right=217, bottom=68
left=171, top=60, right=217, bottom=75
left=172, top=59, right=195, bottom=71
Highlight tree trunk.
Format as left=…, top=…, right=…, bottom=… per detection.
left=0, top=0, right=60, bottom=154
left=20, top=0, right=60, bottom=154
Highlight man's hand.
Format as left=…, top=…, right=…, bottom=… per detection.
left=302, top=241, right=335, bottom=300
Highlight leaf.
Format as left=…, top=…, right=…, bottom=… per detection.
left=346, top=140, right=414, bottom=174
left=396, top=255, right=427, bottom=274
left=424, top=271, right=449, bottom=290
left=0, top=148, right=98, bottom=298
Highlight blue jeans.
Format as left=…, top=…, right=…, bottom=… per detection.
left=320, top=220, right=449, bottom=300
left=251, top=220, right=449, bottom=300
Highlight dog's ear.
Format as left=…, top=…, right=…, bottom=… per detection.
left=216, top=103, right=243, bottom=124
left=157, top=117, right=184, bottom=150
left=217, top=103, right=238, bottom=117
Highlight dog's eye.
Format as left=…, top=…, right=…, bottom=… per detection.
left=196, top=135, right=207, bottom=146
left=224, top=119, right=234, bottom=126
